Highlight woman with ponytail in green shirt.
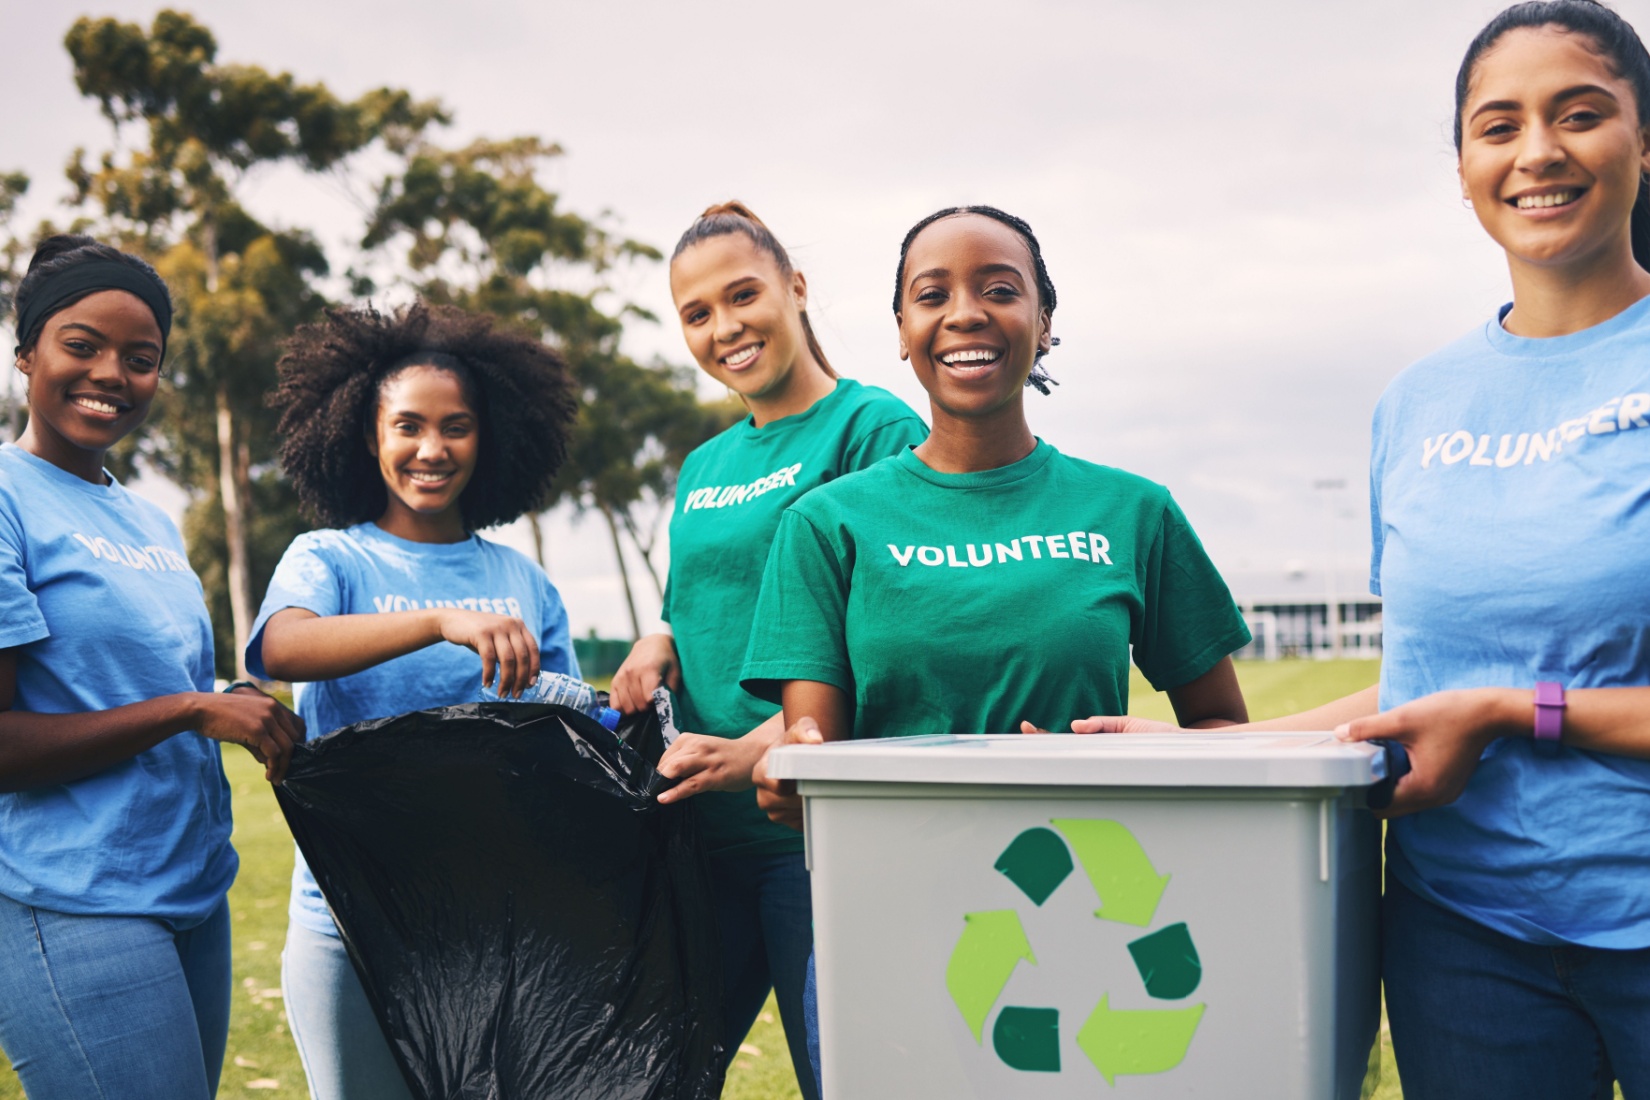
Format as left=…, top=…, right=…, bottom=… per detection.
left=609, top=202, right=926, bottom=1098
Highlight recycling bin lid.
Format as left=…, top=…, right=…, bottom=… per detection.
left=765, top=732, right=1385, bottom=789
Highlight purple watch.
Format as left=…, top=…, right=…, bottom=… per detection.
left=1533, top=681, right=1565, bottom=742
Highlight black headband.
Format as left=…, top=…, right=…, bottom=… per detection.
left=14, top=260, right=173, bottom=361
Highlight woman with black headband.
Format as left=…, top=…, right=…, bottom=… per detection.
left=0, top=235, right=303, bottom=1098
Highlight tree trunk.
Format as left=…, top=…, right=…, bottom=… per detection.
left=217, top=383, right=254, bottom=679
left=619, top=510, right=665, bottom=601
left=601, top=503, right=642, bottom=641
left=527, top=511, right=547, bottom=570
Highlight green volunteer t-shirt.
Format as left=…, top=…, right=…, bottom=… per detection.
left=663, top=377, right=927, bottom=856
left=740, top=439, right=1250, bottom=738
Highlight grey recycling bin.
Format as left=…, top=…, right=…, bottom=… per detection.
left=767, top=732, right=1387, bottom=1099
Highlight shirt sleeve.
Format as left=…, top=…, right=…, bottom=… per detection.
left=0, top=500, right=48, bottom=650
left=1131, top=495, right=1252, bottom=692
left=537, top=573, right=580, bottom=680
left=739, top=508, right=853, bottom=703
left=842, top=415, right=928, bottom=474
left=1367, top=400, right=1388, bottom=597
left=245, top=534, right=346, bottom=680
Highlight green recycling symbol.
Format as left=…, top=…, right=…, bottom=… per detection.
left=944, top=819, right=1205, bottom=1085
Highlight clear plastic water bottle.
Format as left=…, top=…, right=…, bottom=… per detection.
left=481, top=671, right=620, bottom=731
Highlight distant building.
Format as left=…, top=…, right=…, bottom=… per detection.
left=1225, top=566, right=1381, bottom=661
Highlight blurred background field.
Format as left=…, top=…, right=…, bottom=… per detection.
left=0, top=658, right=1519, bottom=1099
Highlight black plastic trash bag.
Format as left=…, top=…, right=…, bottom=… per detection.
left=273, top=702, right=725, bottom=1100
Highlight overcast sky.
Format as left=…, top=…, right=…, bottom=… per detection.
left=5, top=0, right=1621, bottom=638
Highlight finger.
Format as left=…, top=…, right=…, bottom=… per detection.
left=1019, top=721, right=1049, bottom=735
left=265, top=733, right=293, bottom=786
left=475, top=637, right=498, bottom=692
left=276, top=705, right=307, bottom=746
left=657, top=771, right=714, bottom=804
left=505, top=626, right=535, bottom=697
left=657, top=750, right=707, bottom=781
left=493, top=631, right=521, bottom=698
left=509, top=628, right=536, bottom=697
left=663, top=664, right=682, bottom=694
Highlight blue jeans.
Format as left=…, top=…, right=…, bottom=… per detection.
left=0, top=893, right=230, bottom=1099
left=1384, top=873, right=1650, bottom=1099
left=710, top=850, right=820, bottom=1100
left=805, top=950, right=823, bottom=1098
left=283, top=921, right=414, bottom=1100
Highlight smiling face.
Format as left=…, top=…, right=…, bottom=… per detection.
left=670, top=233, right=816, bottom=407
left=15, top=289, right=164, bottom=483
left=1459, top=25, right=1650, bottom=272
left=897, top=214, right=1052, bottom=422
left=368, top=364, right=480, bottom=538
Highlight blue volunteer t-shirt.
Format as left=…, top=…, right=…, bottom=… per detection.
left=247, top=522, right=578, bottom=936
left=0, top=444, right=233, bottom=925
left=1371, top=297, right=1650, bottom=949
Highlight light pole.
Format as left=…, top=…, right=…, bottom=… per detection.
left=1313, top=479, right=1346, bottom=659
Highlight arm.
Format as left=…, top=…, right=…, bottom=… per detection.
left=1165, top=657, right=1247, bottom=728
left=1071, top=684, right=1381, bottom=734
left=0, top=648, right=304, bottom=791
left=610, top=632, right=682, bottom=713
left=1339, top=686, right=1650, bottom=816
left=259, top=606, right=541, bottom=697
left=752, top=680, right=853, bottom=830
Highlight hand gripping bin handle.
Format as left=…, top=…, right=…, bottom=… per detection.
left=1364, top=740, right=1412, bottom=811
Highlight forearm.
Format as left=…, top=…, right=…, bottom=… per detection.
left=0, top=694, right=199, bottom=793
left=1474, top=686, right=1650, bottom=759
left=781, top=680, right=853, bottom=742
left=1239, top=685, right=1382, bottom=732
left=260, top=609, right=443, bottom=682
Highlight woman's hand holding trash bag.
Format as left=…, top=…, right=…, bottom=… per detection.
left=196, top=686, right=306, bottom=785
left=656, top=715, right=783, bottom=804
left=610, top=632, right=682, bottom=712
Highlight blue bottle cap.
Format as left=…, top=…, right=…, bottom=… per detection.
left=597, top=707, right=621, bottom=732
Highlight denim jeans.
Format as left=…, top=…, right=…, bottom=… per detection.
left=283, top=921, right=415, bottom=1100
left=0, top=893, right=230, bottom=1100
left=710, top=849, right=820, bottom=1100
left=1384, top=873, right=1650, bottom=1100
left=804, top=949, right=824, bottom=1098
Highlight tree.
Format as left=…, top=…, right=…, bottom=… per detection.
left=63, top=10, right=445, bottom=675
left=366, top=137, right=739, bottom=637
left=1, top=170, right=30, bottom=441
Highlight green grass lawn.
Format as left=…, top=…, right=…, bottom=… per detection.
left=0, top=660, right=1618, bottom=1099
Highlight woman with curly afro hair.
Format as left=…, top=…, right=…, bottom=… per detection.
left=246, top=301, right=581, bottom=1100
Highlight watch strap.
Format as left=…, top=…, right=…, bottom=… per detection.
left=1533, top=681, right=1565, bottom=742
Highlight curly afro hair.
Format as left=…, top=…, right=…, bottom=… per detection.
left=270, top=302, right=577, bottom=531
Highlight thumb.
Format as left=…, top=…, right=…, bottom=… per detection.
left=785, top=716, right=824, bottom=745
left=1335, top=711, right=1396, bottom=743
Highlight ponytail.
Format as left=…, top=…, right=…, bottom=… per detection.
left=671, top=201, right=836, bottom=378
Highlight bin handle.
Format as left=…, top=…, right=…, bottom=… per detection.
left=1366, top=740, right=1411, bottom=811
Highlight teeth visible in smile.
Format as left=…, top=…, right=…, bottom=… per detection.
left=1516, top=190, right=1580, bottom=209
left=941, top=349, right=999, bottom=366
left=724, top=344, right=761, bottom=367
left=407, top=471, right=451, bottom=483
left=73, top=397, right=120, bottom=414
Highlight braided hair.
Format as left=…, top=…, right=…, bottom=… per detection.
left=892, top=206, right=1060, bottom=394
left=672, top=201, right=836, bottom=377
